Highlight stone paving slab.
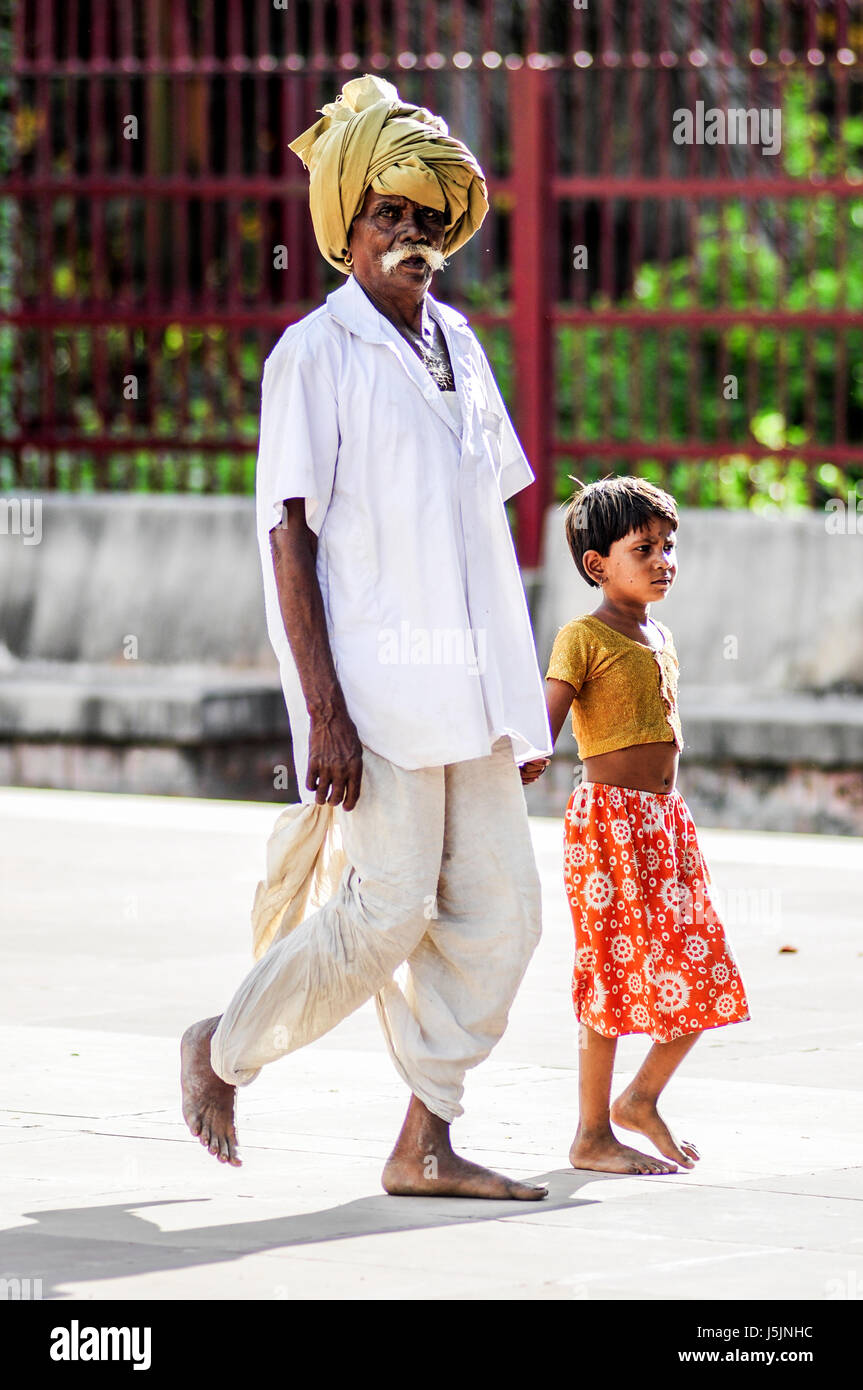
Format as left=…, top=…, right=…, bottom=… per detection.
left=1, top=787, right=861, bottom=1301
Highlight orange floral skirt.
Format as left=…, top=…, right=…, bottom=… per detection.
left=564, top=781, right=749, bottom=1042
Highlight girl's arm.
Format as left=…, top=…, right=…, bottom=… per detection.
left=546, top=677, right=577, bottom=746
left=519, top=677, right=577, bottom=784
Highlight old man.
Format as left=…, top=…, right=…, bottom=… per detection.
left=181, top=75, right=552, bottom=1199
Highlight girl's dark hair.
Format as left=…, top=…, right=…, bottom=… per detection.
left=564, top=476, right=679, bottom=588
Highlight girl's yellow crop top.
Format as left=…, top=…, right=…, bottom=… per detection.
left=546, top=615, right=683, bottom=759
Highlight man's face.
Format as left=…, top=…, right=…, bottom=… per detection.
left=347, top=188, right=448, bottom=296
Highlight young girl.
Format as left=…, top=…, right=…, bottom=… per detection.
left=533, top=476, right=749, bottom=1175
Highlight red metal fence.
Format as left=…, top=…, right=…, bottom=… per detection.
left=2, top=1, right=863, bottom=565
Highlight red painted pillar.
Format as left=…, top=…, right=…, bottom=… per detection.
left=509, top=65, right=553, bottom=569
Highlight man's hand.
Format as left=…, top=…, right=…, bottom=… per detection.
left=270, top=500, right=364, bottom=811
left=307, top=703, right=363, bottom=810
left=519, top=758, right=550, bottom=786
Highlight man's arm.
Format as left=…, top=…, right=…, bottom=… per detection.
left=270, top=497, right=363, bottom=810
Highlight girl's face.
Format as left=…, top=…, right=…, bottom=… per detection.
left=590, top=517, right=678, bottom=603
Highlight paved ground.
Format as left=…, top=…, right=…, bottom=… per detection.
left=1, top=785, right=861, bottom=1301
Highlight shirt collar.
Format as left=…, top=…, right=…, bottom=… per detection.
left=326, top=273, right=470, bottom=343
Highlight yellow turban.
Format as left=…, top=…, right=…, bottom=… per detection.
left=288, top=74, right=489, bottom=274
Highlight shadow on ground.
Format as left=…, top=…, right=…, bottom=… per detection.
left=6, top=1170, right=611, bottom=1298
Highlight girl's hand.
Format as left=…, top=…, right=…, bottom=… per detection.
left=519, top=758, right=550, bottom=786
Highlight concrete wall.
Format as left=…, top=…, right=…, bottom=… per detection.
left=2, top=494, right=862, bottom=829
left=0, top=493, right=272, bottom=667
left=0, top=494, right=294, bottom=801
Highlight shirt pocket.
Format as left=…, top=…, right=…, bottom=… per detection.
left=479, top=406, right=504, bottom=480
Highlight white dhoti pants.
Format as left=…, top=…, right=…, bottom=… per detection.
left=210, top=736, right=542, bottom=1123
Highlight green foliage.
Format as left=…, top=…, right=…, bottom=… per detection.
left=549, top=76, right=863, bottom=510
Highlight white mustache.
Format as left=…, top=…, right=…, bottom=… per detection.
left=380, top=243, right=448, bottom=274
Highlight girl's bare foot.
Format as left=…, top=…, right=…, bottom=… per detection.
left=569, top=1127, right=678, bottom=1175
left=180, top=1016, right=242, bottom=1167
left=610, top=1089, right=698, bottom=1169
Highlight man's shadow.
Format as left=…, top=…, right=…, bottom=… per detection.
left=5, top=1168, right=611, bottom=1298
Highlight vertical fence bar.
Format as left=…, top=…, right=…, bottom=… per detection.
left=90, top=0, right=110, bottom=485
left=199, top=0, right=217, bottom=490
left=337, top=0, right=353, bottom=59
left=684, top=5, right=699, bottom=461
left=627, top=0, right=644, bottom=457
left=119, top=0, right=134, bottom=318
left=597, top=0, right=614, bottom=455
left=804, top=0, right=821, bottom=493
left=282, top=35, right=302, bottom=307
left=803, top=60, right=817, bottom=450
left=525, top=0, right=540, bottom=56
left=173, top=0, right=192, bottom=487
left=143, top=0, right=159, bottom=481
left=421, top=0, right=438, bottom=115
left=509, top=63, right=551, bottom=567
left=834, top=2, right=850, bottom=450
left=65, top=0, right=81, bottom=484
left=744, top=4, right=760, bottom=455
left=35, top=0, right=53, bottom=486
left=367, top=0, right=384, bottom=64
left=449, top=1, right=467, bottom=219
left=9, top=0, right=26, bottom=482
left=715, top=0, right=730, bottom=455
left=656, top=0, right=672, bottom=473
left=223, top=0, right=244, bottom=490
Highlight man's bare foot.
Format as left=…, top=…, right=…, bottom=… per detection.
left=180, top=1016, right=241, bottom=1167
left=382, top=1150, right=546, bottom=1200
left=382, top=1095, right=546, bottom=1200
left=610, top=1090, right=698, bottom=1169
left=569, top=1127, right=678, bottom=1175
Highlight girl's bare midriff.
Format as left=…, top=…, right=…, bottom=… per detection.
left=582, top=739, right=679, bottom=794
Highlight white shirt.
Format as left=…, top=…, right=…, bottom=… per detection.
left=441, top=388, right=461, bottom=429
left=255, top=273, right=552, bottom=802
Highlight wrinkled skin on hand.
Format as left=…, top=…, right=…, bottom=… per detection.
left=307, top=702, right=364, bottom=810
